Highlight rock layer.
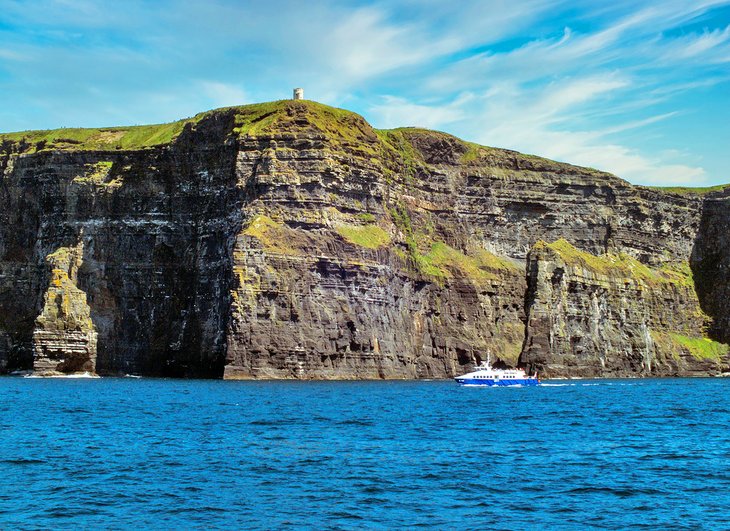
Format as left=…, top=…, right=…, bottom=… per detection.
left=0, top=100, right=728, bottom=377
left=521, top=240, right=725, bottom=377
left=32, top=239, right=97, bottom=375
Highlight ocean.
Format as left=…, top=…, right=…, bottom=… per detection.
left=1, top=377, right=728, bottom=529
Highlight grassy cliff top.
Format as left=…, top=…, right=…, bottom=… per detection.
left=644, top=183, right=730, bottom=196
left=1, top=99, right=726, bottom=193
left=0, top=119, right=190, bottom=152
left=0, top=100, right=373, bottom=153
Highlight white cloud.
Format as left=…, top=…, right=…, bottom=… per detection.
left=368, top=71, right=709, bottom=186
left=0, top=49, right=26, bottom=61
left=658, top=25, right=730, bottom=62
left=1, top=0, right=728, bottom=185
left=369, top=94, right=472, bottom=129
left=199, top=81, right=248, bottom=108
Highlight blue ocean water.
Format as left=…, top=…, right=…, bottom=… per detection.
left=1, top=378, right=729, bottom=529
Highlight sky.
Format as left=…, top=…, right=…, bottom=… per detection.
left=0, top=0, right=728, bottom=186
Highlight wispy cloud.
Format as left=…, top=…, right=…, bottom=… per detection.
left=369, top=94, right=472, bottom=129
left=386, top=1, right=730, bottom=185
left=199, top=81, right=249, bottom=108
left=0, top=0, right=728, bottom=185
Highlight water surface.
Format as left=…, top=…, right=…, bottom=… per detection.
left=1, top=378, right=728, bottom=529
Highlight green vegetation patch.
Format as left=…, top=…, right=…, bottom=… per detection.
left=230, top=100, right=377, bottom=147
left=672, top=334, right=729, bottom=360
left=0, top=100, right=378, bottom=155
left=647, top=184, right=730, bottom=196
left=460, top=141, right=493, bottom=163
left=538, top=239, right=693, bottom=286
left=336, top=224, right=391, bottom=249
left=243, top=215, right=308, bottom=255
left=375, top=129, right=426, bottom=178
left=356, top=213, right=376, bottom=223
left=473, top=249, right=522, bottom=272
left=73, top=161, right=116, bottom=185
left=653, top=331, right=729, bottom=361
left=387, top=201, right=514, bottom=281
left=1, top=121, right=188, bottom=153
left=227, top=101, right=290, bottom=136
left=419, top=242, right=515, bottom=282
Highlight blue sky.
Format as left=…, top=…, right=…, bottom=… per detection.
left=1, top=0, right=728, bottom=186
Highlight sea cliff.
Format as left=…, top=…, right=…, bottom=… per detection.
left=1, top=100, right=728, bottom=378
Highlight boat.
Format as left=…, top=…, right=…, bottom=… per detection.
left=455, top=354, right=539, bottom=386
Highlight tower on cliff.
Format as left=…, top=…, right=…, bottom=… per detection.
left=293, top=88, right=304, bottom=100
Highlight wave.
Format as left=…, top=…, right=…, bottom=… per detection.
left=23, top=371, right=99, bottom=379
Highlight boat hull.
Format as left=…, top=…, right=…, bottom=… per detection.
left=455, top=378, right=539, bottom=386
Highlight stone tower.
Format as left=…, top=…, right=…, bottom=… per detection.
left=293, top=88, right=304, bottom=100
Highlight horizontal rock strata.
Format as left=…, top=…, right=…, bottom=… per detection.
left=0, top=100, right=728, bottom=377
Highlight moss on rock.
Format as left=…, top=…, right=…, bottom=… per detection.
left=535, top=239, right=694, bottom=286
left=336, top=224, right=391, bottom=249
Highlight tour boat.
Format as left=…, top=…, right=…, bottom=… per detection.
left=455, top=354, right=539, bottom=386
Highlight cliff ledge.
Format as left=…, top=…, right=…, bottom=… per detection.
left=1, top=100, right=728, bottom=378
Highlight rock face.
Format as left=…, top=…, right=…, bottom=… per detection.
left=32, top=240, right=97, bottom=375
left=691, top=190, right=730, bottom=344
left=521, top=240, right=720, bottom=377
left=0, top=100, right=728, bottom=377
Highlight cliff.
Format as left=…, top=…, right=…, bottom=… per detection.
left=1, top=100, right=728, bottom=378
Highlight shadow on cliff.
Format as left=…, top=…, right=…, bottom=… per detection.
left=690, top=190, right=730, bottom=344
left=74, top=110, right=245, bottom=378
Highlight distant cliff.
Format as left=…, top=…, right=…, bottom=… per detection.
left=1, top=100, right=728, bottom=378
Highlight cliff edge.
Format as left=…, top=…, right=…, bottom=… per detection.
left=1, top=100, right=728, bottom=378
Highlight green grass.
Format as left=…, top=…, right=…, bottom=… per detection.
left=0, top=99, right=377, bottom=154
left=336, top=224, right=391, bottom=249
left=420, top=242, right=493, bottom=281
left=375, top=129, right=425, bottom=178
left=647, top=184, right=730, bottom=196
left=229, top=100, right=378, bottom=146
left=418, top=242, right=518, bottom=281
left=658, top=261, right=696, bottom=288
left=537, top=239, right=693, bottom=286
left=387, top=201, right=515, bottom=280
left=242, top=215, right=305, bottom=255
left=0, top=120, right=189, bottom=153
left=672, top=334, right=729, bottom=360
left=356, top=213, right=376, bottom=223
left=656, top=333, right=730, bottom=361
left=460, top=141, right=492, bottom=163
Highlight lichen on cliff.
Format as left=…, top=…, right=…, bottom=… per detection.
left=534, top=239, right=694, bottom=286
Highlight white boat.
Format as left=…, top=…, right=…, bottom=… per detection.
left=455, top=354, right=539, bottom=386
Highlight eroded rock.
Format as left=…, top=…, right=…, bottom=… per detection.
left=32, top=240, right=97, bottom=375
left=0, top=100, right=728, bottom=378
